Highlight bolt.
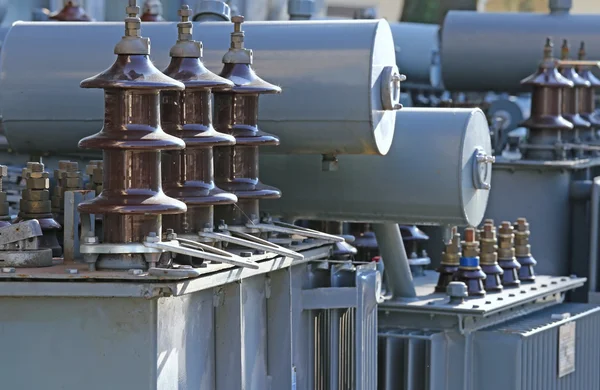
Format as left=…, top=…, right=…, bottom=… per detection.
left=128, top=269, right=143, bottom=276
left=446, top=281, right=468, bottom=301
left=178, top=4, right=192, bottom=20
left=240, top=251, right=253, bottom=257
left=30, top=162, right=44, bottom=173
left=2, top=267, right=15, bottom=273
left=66, top=269, right=78, bottom=274
left=484, top=218, right=494, bottom=226
left=83, top=235, right=99, bottom=244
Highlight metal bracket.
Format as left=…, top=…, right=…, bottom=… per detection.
left=144, top=237, right=260, bottom=269
left=201, top=230, right=304, bottom=260
left=472, top=148, right=494, bottom=190
left=63, top=190, right=96, bottom=262
left=246, top=220, right=345, bottom=242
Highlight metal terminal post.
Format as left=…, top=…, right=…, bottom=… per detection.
left=497, top=221, right=522, bottom=287
left=435, top=227, right=461, bottom=292
left=513, top=217, right=537, bottom=282
left=454, top=227, right=486, bottom=297
left=480, top=220, right=504, bottom=292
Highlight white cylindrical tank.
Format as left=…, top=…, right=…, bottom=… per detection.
left=0, top=20, right=400, bottom=156
left=390, top=22, right=442, bottom=88
left=259, top=108, right=493, bottom=227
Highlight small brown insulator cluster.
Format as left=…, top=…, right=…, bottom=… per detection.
left=141, top=0, right=164, bottom=21
left=496, top=221, right=521, bottom=287
left=0, top=165, right=11, bottom=228
left=435, top=227, right=461, bottom=293
left=85, top=160, right=103, bottom=196
left=49, top=1, right=92, bottom=21
left=213, top=16, right=283, bottom=228
left=521, top=37, right=574, bottom=160
left=513, top=218, right=537, bottom=283
left=453, top=227, right=486, bottom=297
left=576, top=42, right=600, bottom=146
left=479, top=220, right=503, bottom=292
left=14, top=162, right=62, bottom=257
left=161, top=5, right=237, bottom=245
left=558, top=39, right=591, bottom=157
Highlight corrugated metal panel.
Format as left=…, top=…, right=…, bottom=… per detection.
left=310, top=264, right=379, bottom=390
left=473, top=303, right=600, bottom=390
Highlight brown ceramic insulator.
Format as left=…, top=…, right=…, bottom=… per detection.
left=435, top=228, right=461, bottom=292
left=479, top=223, right=503, bottom=292
left=49, top=1, right=92, bottom=21
left=0, top=165, right=10, bottom=228
left=513, top=218, right=537, bottom=283
left=497, top=221, right=521, bottom=287
left=77, top=55, right=187, bottom=245
left=14, top=162, right=62, bottom=256
left=576, top=42, right=600, bottom=140
left=558, top=40, right=591, bottom=154
left=161, top=53, right=237, bottom=235
left=141, top=0, right=164, bottom=21
left=453, top=227, right=486, bottom=297
left=213, top=59, right=282, bottom=227
left=521, top=38, right=574, bottom=160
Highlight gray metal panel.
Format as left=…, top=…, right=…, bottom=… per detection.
left=485, top=167, right=572, bottom=276
left=441, top=11, right=600, bottom=92
left=260, top=108, right=492, bottom=226
left=0, top=297, right=156, bottom=390
left=390, top=22, right=441, bottom=88
left=472, top=303, right=600, bottom=390
left=0, top=20, right=398, bottom=155
left=156, top=290, right=216, bottom=390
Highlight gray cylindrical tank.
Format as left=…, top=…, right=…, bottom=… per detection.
left=0, top=20, right=399, bottom=156
left=390, top=22, right=441, bottom=88
left=259, top=107, right=493, bottom=226
left=441, top=11, right=600, bottom=92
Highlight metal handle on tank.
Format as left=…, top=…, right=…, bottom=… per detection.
left=472, top=148, right=495, bottom=190
left=381, top=66, right=405, bottom=110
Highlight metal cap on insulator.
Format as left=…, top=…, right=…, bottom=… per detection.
left=222, top=16, right=253, bottom=65
left=169, top=5, right=202, bottom=58
left=49, top=1, right=92, bottom=21
left=576, top=42, right=600, bottom=130
left=193, top=0, right=231, bottom=22
left=521, top=37, right=574, bottom=90
left=114, top=1, right=150, bottom=56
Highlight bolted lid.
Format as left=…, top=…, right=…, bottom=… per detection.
left=521, top=37, right=574, bottom=89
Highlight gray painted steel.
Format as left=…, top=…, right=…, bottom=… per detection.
left=0, top=20, right=398, bottom=156
left=390, top=22, right=441, bottom=88
left=441, top=11, right=600, bottom=92
left=0, top=257, right=380, bottom=390
left=484, top=166, right=573, bottom=276
left=260, top=108, right=492, bottom=226
left=378, top=303, right=600, bottom=390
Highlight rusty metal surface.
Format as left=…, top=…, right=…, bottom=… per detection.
left=213, top=18, right=282, bottom=227
left=48, top=1, right=92, bottom=22
left=161, top=9, right=237, bottom=236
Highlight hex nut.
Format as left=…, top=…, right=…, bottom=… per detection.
left=26, top=177, right=49, bottom=190
left=128, top=269, right=144, bottom=276
left=144, top=233, right=160, bottom=244
left=83, top=235, right=99, bottom=244
left=446, top=281, right=468, bottom=298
